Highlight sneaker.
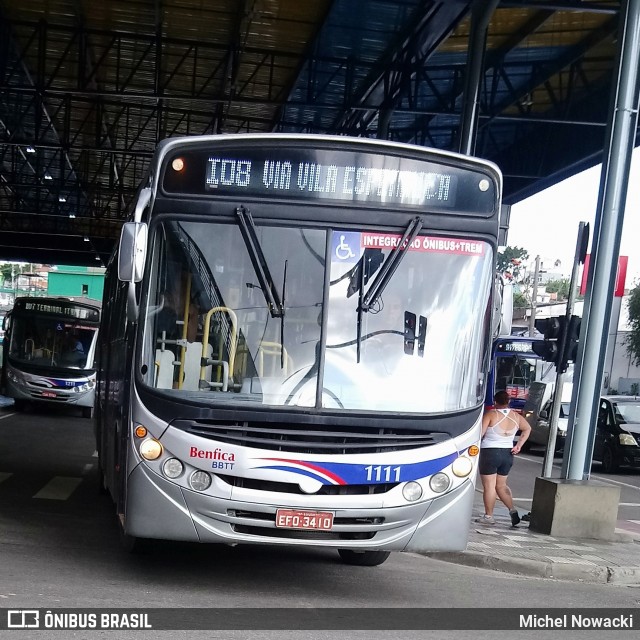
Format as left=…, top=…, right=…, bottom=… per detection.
left=510, top=509, right=521, bottom=526
left=521, top=512, right=531, bottom=522
left=475, top=514, right=495, bottom=525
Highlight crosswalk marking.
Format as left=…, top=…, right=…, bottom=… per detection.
left=0, top=413, right=16, bottom=421
left=33, top=476, right=83, bottom=500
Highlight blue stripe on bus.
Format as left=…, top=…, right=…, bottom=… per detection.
left=255, top=452, right=459, bottom=485
left=45, top=378, right=88, bottom=387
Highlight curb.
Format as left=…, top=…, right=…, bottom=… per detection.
left=427, top=551, right=640, bottom=585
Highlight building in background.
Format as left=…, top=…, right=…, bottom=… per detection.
left=47, top=265, right=105, bottom=302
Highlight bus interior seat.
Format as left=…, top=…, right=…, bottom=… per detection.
left=182, top=342, right=213, bottom=390
left=258, top=342, right=292, bottom=377
left=155, top=349, right=175, bottom=389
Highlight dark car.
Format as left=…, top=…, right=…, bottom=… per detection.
left=593, top=396, right=640, bottom=473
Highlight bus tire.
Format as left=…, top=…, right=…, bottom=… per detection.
left=118, top=521, right=151, bottom=554
left=337, top=549, right=391, bottom=566
left=601, top=446, right=619, bottom=474
left=82, top=406, right=93, bottom=419
left=97, top=464, right=109, bottom=496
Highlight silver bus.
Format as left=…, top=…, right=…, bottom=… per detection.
left=96, top=134, right=502, bottom=565
left=1, top=296, right=100, bottom=417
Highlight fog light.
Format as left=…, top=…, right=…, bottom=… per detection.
left=429, top=472, right=451, bottom=493
left=162, top=458, right=184, bottom=479
left=452, top=456, right=473, bottom=477
left=402, top=481, right=423, bottom=502
left=139, top=438, right=162, bottom=460
left=189, top=470, right=212, bottom=491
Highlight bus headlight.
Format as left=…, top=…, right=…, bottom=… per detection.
left=452, top=456, right=473, bottom=478
left=139, top=438, right=163, bottom=460
left=74, top=381, right=94, bottom=393
left=402, top=481, right=423, bottom=502
left=162, top=458, right=184, bottom=479
left=7, top=369, right=23, bottom=384
left=189, top=470, right=212, bottom=491
left=619, top=433, right=637, bottom=446
left=429, top=472, right=451, bottom=493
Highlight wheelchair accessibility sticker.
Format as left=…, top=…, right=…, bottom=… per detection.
left=332, top=231, right=361, bottom=264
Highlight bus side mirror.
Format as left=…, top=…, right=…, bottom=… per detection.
left=118, top=222, right=148, bottom=283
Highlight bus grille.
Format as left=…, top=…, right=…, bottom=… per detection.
left=173, top=419, right=447, bottom=454
left=217, top=474, right=397, bottom=495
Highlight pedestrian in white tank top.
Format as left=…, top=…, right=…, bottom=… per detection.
left=476, top=390, right=531, bottom=526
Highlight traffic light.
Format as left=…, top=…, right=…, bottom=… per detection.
left=532, top=316, right=567, bottom=366
left=561, top=314, right=582, bottom=371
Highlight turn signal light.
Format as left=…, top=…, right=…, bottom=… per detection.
left=134, top=425, right=147, bottom=438
left=468, top=445, right=480, bottom=457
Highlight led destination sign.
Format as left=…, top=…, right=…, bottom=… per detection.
left=162, top=147, right=497, bottom=215
left=19, top=301, right=100, bottom=323
left=496, top=340, right=535, bottom=355
left=206, top=157, right=455, bottom=207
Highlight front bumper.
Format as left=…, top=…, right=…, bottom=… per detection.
left=124, top=462, right=475, bottom=552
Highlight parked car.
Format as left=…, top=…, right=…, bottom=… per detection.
left=527, top=400, right=570, bottom=450
left=593, top=396, right=640, bottom=473
left=523, top=381, right=572, bottom=450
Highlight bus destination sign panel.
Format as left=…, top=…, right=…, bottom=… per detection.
left=206, top=155, right=456, bottom=207
left=21, top=301, right=100, bottom=323
left=497, top=340, right=535, bottom=355
left=162, top=146, right=497, bottom=215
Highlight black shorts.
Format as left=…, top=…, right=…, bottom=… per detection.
left=479, top=447, right=514, bottom=476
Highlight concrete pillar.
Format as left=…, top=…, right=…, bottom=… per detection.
left=529, top=477, right=620, bottom=539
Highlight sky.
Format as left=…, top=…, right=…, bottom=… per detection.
left=506, top=147, right=640, bottom=290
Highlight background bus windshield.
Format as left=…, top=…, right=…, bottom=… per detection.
left=9, top=314, right=97, bottom=370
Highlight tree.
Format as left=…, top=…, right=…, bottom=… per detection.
left=0, top=263, right=14, bottom=286
left=513, top=292, right=528, bottom=309
left=544, top=278, right=570, bottom=300
left=497, top=246, right=529, bottom=282
left=625, top=282, right=640, bottom=367
left=0, top=263, right=37, bottom=288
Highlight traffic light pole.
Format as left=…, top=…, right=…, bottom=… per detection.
left=528, top=255, right=540, bottom=337
left=541, top=223, right=586, bottom=478
left=564, top=0, right=640, bottom=481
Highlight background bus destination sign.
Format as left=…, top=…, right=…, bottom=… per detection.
left=162, top=147, right=497, bottom=214
left=497, top=339, right=535, bottom=355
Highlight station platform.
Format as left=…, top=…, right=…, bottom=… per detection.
left=428, top=491, right=640, bottom=586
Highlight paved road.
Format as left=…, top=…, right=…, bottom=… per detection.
left=507, top=444, right=640, bottom=524
left=1, top=403, right=640, bottom=640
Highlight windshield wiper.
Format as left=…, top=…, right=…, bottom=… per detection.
left=360, top=216, right=423, bottom=312
left=236, top=206, right=285, bottom=318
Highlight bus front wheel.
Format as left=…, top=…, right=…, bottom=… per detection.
left=118, top=517, right=151, bottom=554
left=338, top=549, right=391, bottom=566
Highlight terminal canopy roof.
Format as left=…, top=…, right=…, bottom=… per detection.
left=0, top=0, right=625, bottom=265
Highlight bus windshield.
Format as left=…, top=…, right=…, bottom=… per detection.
left=141, top=218, right=494, bottom=413
left=7, top=306, right=99, bottom=371
left=494, top=353, right=538, bottom=400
